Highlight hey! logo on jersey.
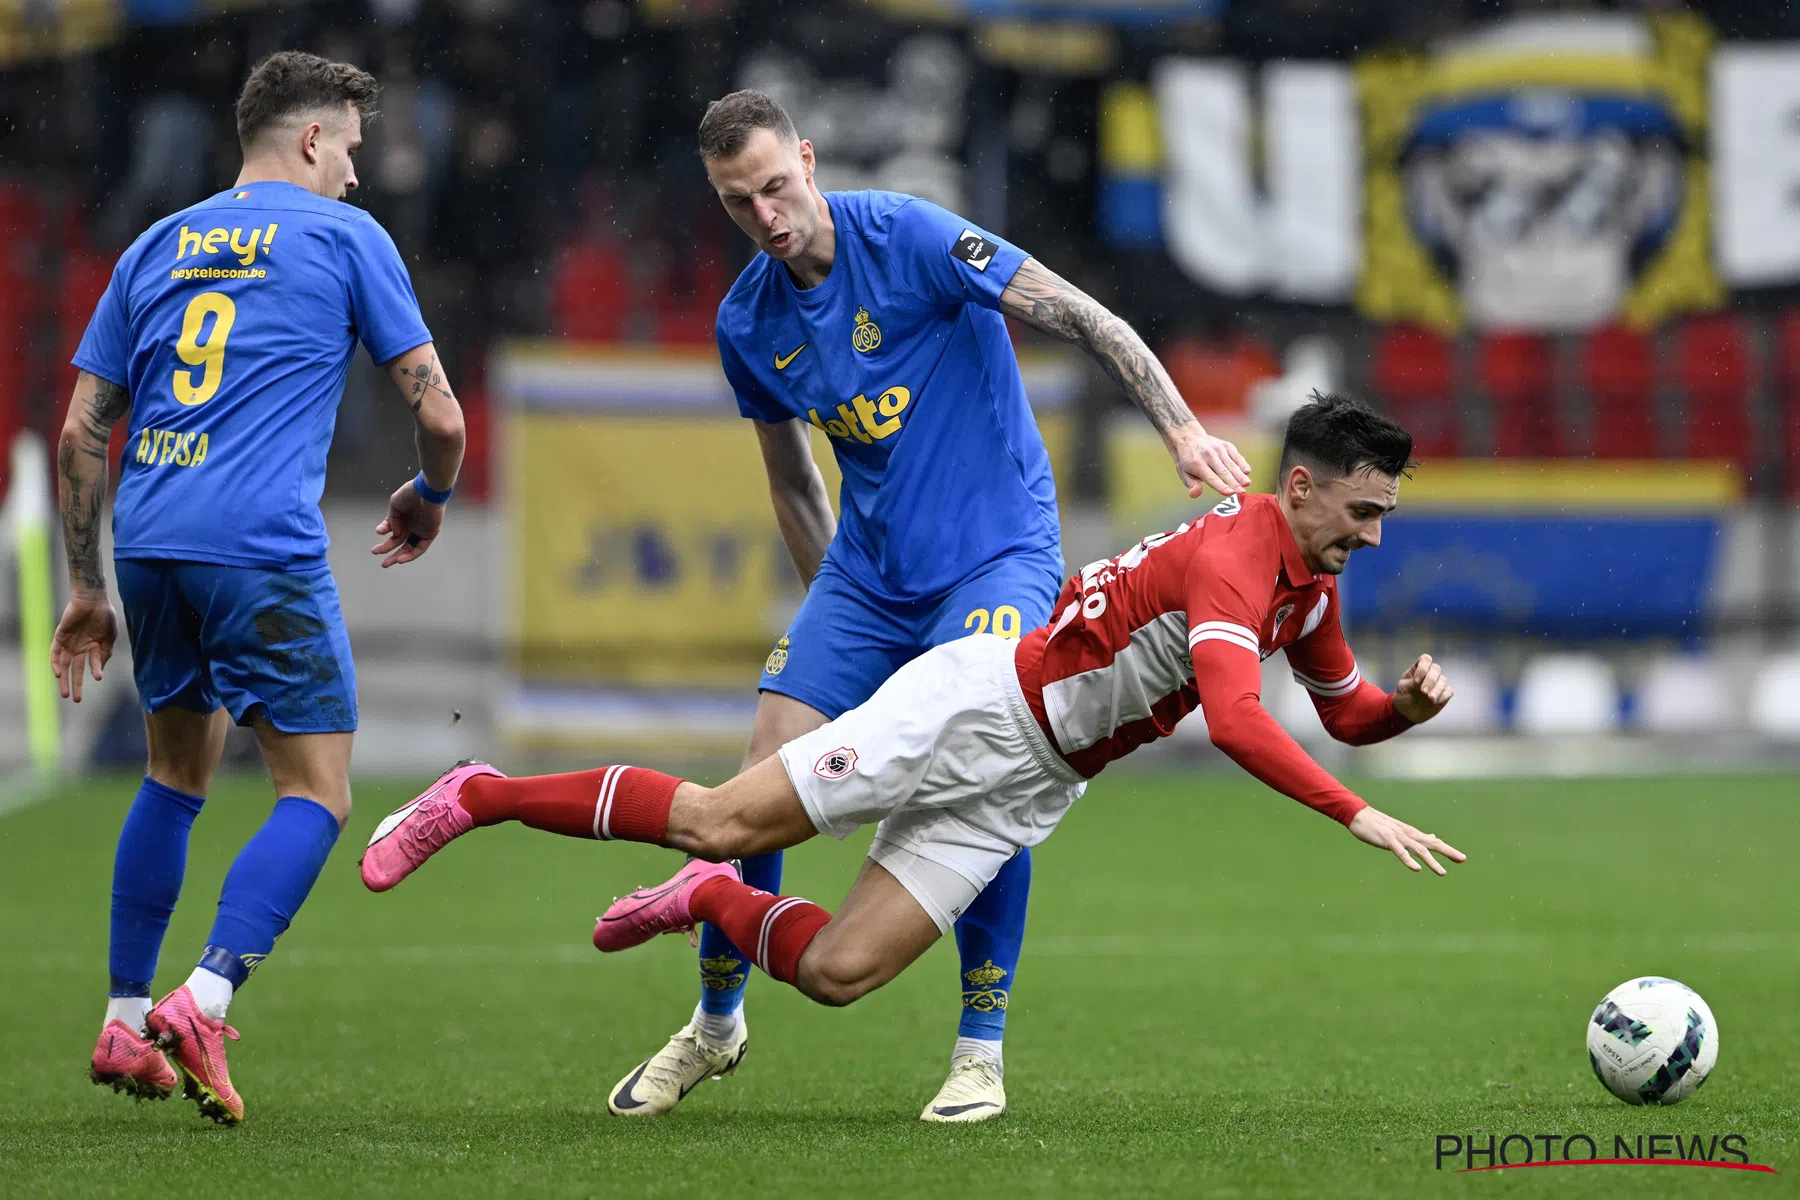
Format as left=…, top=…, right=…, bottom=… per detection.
left=813, top=747, right=858, bottom=779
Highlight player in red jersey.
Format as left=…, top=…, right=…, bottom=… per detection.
left=364, top=393, right=1462, bottom=1019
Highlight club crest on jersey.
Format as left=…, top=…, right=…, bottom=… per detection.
left=852, top=307, right=882, bottom=353
left=814, top=747, right=858, bottom=779
left=1272, top=603, right=1296, bottom=640
left=765, top=634, right=790, bottom=676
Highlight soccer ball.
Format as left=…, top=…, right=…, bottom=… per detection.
left=1586, top=976, right=1718, bottom=1106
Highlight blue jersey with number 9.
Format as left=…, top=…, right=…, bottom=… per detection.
left=73, top=181, right=431, bottom=570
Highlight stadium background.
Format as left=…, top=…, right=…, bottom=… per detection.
left=4, top=3, right=1800, bottom=1195
left=7, top=0, right=1800, bottom=778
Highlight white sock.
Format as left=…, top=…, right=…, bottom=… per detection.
left=691, top=1001, right=744, bottom=1047
left=953, top=1036, right=1003, bottom=1074
left=183, top=967, right=235, bottom=1021
left=104, top=996, right=152, bottom=1036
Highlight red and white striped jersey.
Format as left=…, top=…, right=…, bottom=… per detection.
left=1015, top=493, right=1410, bottom=823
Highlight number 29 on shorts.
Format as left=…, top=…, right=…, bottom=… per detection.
left=964, top=605, right=1022, bottom=639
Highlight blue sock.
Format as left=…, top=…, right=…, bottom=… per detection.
left=109, top=777, right=206, bottom=997
left=696, top=849, right=784, bottom=1015
left=953, top=846, right=1032, bottom=1041
left=201, top=796, right=340, bottom=988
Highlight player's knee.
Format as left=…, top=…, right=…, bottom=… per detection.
left=682, top=817, right=753, bottom=863
left=795, top=944, right=885, bottom=1007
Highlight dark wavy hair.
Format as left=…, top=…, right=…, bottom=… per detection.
left=1278, top=391, right=1418, bottom=481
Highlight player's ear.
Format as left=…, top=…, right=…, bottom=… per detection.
left=798, top=138, right=815, bottom=177
left=300, top=120, right=322, bottom=165
left=1284, top=463, right=1312, bottom=505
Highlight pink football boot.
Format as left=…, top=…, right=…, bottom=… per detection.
left=593, top=859, right=742, bottom=953
left=90, top=1019, right=177, bottom=1100
left=146, top=986, right=243, bottom=1125
left=361, top=759, right=504, bottom=892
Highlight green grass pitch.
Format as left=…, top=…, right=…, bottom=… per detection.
left=0, top=771, right=1795, bottom=1198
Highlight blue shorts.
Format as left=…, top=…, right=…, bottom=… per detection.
left=759, top=545, right=1064, bottom=720
left=116, top=560, right=358, bottom=734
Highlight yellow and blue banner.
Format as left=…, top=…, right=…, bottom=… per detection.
left=1356, top=12, right=1724, bottom=332
left=497, top=343, right=1080, bottom=686
left=1343, top=460, right=1741, bottom=638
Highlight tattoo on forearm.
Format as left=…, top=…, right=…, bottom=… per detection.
left=1002, top=263, right=1197, bottom=436
left=402, top=353, right=454, bottom=417
left=58, top=379, right=120, bottom=591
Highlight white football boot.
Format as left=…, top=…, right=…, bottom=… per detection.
left=920, top=1054, right=1006, bottom=1123
left=607, top=1019, right=747, bottom=1116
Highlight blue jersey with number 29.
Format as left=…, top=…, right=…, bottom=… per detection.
left=716, top=190, right=1060, bottom=603
left=74, top=181, right=431, bottom=570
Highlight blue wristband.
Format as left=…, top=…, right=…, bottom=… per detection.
left=412, top=472, right=453, bottom=504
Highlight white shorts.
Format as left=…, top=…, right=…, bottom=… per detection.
left=777, top=634, right=1087, bottom=933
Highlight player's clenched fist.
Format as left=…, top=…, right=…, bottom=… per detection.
left=1347, top=806, right=1467, bottom=876
left=1393, top=653, right=1453, bottom=724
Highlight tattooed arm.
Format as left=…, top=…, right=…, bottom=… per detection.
left=373, top=341, right=467, bottom=567
left=50, top=370, right=130, bottom=700
left=998, top=258, right=1251, bottom=498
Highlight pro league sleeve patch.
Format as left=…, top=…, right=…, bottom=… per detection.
left=951, top=228, right=998, bottom=272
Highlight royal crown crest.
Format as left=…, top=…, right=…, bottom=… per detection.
left=852, top=306, right=881, bottom=353
left=963, top=959, right=1008, bottom=988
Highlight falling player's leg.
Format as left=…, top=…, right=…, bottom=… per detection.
left=615, top=689, right=827, bottom=1115
left=617, top=565, right=908, bottom=1118
left=92, top=706, right=229, bottom=1101
left=146, top=562, right=358, bottom=1125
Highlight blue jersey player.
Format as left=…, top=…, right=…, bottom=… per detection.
left=605, top=90, right=1251, bottom=1123
left=52, top=52, right=467, bottom=1126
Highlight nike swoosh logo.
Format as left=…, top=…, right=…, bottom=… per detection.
left=599, top=875, right=689, bottom=923
left=774, top=342, right=808, bottom=370
left=931, top=1100, right=1000, bottom=1117
left=611, top=1060, right=653, bottom=1110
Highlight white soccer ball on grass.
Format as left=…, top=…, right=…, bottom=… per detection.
left=1586, top=976, right=1718, bottom=1105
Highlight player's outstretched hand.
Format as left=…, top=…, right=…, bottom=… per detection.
left=1171, top=427, right=1252, bottom=498
left=372, top=479, right=446, bottom=568
left=1393, top=653, right=1454, bottom=724
left=1347, top=806, right=1466, bottom=876
left=50, top=593, right=118, bottom=703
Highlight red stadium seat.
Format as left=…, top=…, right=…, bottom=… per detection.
left=1777, top=310, right=1800, bottom=495
left=1672, top=314, right=1753, bottom=467
left=1479, top=332, right=1560, bottom=457
left=1369, top=324, right=1459, bottom=457
left=549, top=240, right=630, bottom=341
left=1579, top=324, right=1657, bottom=458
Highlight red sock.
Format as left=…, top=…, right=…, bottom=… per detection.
left=459, top=766, right=680, bottom=843
left=690, top=877, right=832, bottom=985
